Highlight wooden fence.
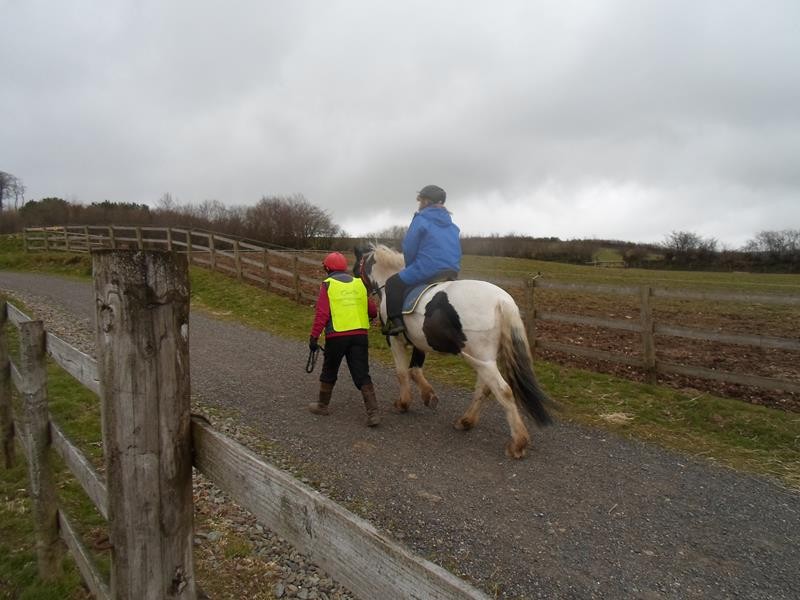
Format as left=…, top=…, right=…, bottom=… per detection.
left=0, top=250, right=488, bottom=600
left=524, top=279, right=800, bottom=395
left=22, top=226, right=800, bottom=397
left=23, top=225, right=322, bottom=303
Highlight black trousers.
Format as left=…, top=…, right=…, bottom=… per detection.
left=385, top=273, right=410, bottom=320
left=319, top=334, right=372, bottom=389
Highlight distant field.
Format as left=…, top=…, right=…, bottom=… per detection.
left=461, top=252, right=800, bottom=294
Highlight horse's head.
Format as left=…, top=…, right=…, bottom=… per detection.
left=353, top=243, right=404, bottom=294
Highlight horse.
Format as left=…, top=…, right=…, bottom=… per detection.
left=354, top=244, right=552, bottom=458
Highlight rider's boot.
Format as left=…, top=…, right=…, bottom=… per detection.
left=308, top=381, right=334, bottom=415
left=360, top=382, right=380, bottom=427
left=381, top=316, right=405, bottom=336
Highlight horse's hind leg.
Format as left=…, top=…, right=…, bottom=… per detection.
left=389, top=337, right=413, bottom=412
left=454, top=379, right=490, bottom=431
left=409, top=347, right=438, bottom=408
left=466, top=358, right=530, bottom=458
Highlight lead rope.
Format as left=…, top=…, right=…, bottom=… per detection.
left=305, top=345, right=325, bottom=373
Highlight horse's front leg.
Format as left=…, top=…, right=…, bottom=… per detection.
left=389, top=337, right=413, bottom=412
left=409, top=347, right=438, bottom=408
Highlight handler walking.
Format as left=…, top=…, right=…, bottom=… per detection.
left=383, top=184, right=462, bottom=336
left=308, top=251, right=380, bottom=426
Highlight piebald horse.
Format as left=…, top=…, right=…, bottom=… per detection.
left=354, top=244, right=552, bottom=458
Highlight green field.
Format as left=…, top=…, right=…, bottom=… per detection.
left=2, top=234, right=799, bottom=597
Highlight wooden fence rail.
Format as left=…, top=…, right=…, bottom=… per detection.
left=23, top=226, right=800, bottom=396
left=0, top=251, right=489, bottom=600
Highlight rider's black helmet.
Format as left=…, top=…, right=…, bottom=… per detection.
left=417, top=184, right=446, bottom=204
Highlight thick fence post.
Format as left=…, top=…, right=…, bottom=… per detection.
left=22, top=228, right=29, bottom=252
left=19, top=319, right=61, bottom=579
left=108, top=226, right=117, bottom=249
left=135, top=226, right=144, bottom=250
left=93, top=250, right=196, bottom=600
left=43, top=229, right=50, bottom=252
left=167, top=227, right=174, bottom=251
left=0, top=302, right=13, bottom=468
left=640, top=285, right=657, bottom=384
left=64, top=227, right=70, bottom=252
left=186, top=229, right=193, bottom=264
left=524, top=278, right=537, bottom=355
left=84, top=226, right=90, bottom=250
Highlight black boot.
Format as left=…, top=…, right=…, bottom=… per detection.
left=361, top=382, right=380, bottom=427
left=381, top=316, right=405, bottom=336
left=308, top=381, right=334, bottom=415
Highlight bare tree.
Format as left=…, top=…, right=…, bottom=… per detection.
left=0, top=171, right=25, bottom=211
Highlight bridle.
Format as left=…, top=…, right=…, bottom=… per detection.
left=358, top=254, right=384, bottom=299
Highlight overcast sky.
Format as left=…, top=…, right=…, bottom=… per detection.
left=2, top=1, right=799, bottom=247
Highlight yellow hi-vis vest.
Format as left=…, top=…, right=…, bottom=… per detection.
left=325, top=276, right=370, bottom=332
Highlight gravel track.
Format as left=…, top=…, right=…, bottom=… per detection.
left=2, top=271, right=799, bottom=600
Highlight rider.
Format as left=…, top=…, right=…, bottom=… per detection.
left=308, top=252, right=380, bottom=426
left=382, top=185, right=461, bottom=336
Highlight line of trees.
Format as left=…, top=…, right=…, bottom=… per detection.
left=0, top=190, right=342, bottom=249
left=2, top=176, right=798, bottom=271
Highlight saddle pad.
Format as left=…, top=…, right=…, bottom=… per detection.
left=402, top=283, right=440, bottom=314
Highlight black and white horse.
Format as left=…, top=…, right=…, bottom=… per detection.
left=354, top=244, right=552, bottom=458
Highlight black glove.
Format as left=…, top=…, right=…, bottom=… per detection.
left=308, top=336, right=319, bottom=352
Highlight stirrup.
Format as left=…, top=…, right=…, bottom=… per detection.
left=381, top=319, right=405, bottom=336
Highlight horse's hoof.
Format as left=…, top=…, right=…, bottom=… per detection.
left=423, top=393, right=439, bottom=409
left=505, top=440, right=528, bottom=459
left=453, top=417, right=474, bottom=431
left=394, top=399, right=410, bottom=413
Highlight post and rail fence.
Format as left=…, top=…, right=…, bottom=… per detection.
left=1, top=250, right=489, bottom=600
left=22, top=225, right=800, bottom=399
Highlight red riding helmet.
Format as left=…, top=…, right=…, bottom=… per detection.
left=322, top=252, right=348, bottom=272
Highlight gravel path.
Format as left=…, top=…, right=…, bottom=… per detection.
left=2, top=271, right=799, bottom=600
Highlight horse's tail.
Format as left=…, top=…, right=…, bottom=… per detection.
left=497, top=301, right=552, bottom=426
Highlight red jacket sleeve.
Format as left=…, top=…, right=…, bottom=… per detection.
left=310, top=284, right=331, bottom=338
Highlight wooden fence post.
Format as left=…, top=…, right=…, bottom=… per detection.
left=108, top=226, right=116, bottom=249
left=263, top=249, right=271, bottom=290
left=186, top=229, right=193, bottom=264
left=234, top=240, right=242, bottom=280
left=93, top=250, right=196, bottom=600
left=135, top=226, right=143, bottom=250
left=84, top=226, right=90, bottom=250
left=64, top=227, right=70, bottom=252
left=524, top=278, right=537, bottom=354
left=640, top=286, right=657, bottom=384
left=43, top=229, right=50, bottom=252
left=293, top=255, right=301, bottom=301
left=167, top=227, right=174, bottom=251
left=22, top=228, right=28, bottom=252
left=19, top=319, right=61, bottom=579
left=0, top=302, right=13, bottom=468
left=208, top=233, right=216, bottom=271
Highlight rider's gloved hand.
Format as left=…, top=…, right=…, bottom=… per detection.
left=308, top=336, right=319, bottom=352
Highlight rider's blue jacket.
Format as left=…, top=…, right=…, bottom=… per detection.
left=399, top=205, right=461, bottom=286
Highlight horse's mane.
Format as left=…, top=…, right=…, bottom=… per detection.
left=370, top=243, right=405, bottom=271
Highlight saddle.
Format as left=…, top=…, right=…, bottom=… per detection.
left=401, top=283, right=439, bottom=314
left=401, top=271, right=458, bottom=315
